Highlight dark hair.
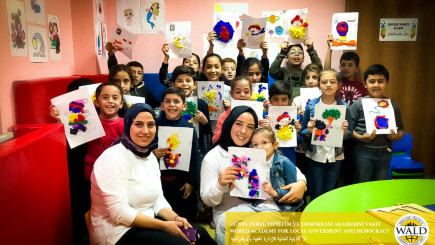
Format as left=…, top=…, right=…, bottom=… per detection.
left=269, top=80, right=292, bottom=100
left=94, top=83, right=125, bottom=116
left=301, top=64, right=322, bottom=83
left=340, top=52, right=360, bottom=67
left=183, top=53, right=201, bottom=69
left=109, top=64, right=134, bottom=84
left=162, top=86, right=186, bottom=103
left=171, top=65, right=197, bottom=83
left=230, top=76, right=252, bottom=92
left=287, top=44, right=304, bottom=56
left=127, top=61, right=143, bottom=71
left=199, top=53, right=224, bottom=81
left=241, top=58, right=264, bottom=76
left=67, top=78, right=94, bottom=93
left=364, top=64, right=389, bottom=82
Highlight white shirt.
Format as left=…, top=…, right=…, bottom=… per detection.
left=90, top=144, right=171, bottom=245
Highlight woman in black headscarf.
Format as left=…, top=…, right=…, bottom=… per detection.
left=90, top=103, right=216, bottom=245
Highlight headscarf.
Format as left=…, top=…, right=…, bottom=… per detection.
left=113, top=103, right=158, bottom=158
left=216, top=106, right=258, bottom=151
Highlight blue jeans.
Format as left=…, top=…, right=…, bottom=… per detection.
left=353, top=144, right=392, bottom=183
left=307, top=159, right=342, bottom=200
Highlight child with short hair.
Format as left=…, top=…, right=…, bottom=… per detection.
left=222, top=58, right=236, bottom=100
left=270, top=39, right=322, bottom=98
left=351, top=64, right=404, bottom=183
left=301, top=69, right=353, bottom=200
left=152, top=86, right=200, bottom=222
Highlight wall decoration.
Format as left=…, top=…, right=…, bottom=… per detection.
left=51, top=88, right=106, bottom=149
left=25, top=0, right=45, bottom=25
left=214, top=2, right=248, bottom=29
left=300, top=87, right=321, bottom=109
left=283, top=8, right=308, bottom=44
left=96, top=0, right=104, bottom=21
left=262, top=11, right=284, bottom=38
left=27, top=25, right=48, bottom=62
left=241, top=14, right=267, bottom=49
left=379, top=18, right=418, bottom=41
left=7, top=0, right=28, bottom=57
left=117, top=0, right=141, bottom=34
left=141, top=0, right=165, bottom=34
left=245, top=43, right=281, bottom=68
left=158, top=126, right=193, bottom=172
left=362, top=98, right=397, bottom=134
left=111, top=24, right=139, bottom=59
left=197, top=81, right=224, bottom=120
left=95, top=19, right=103, bottom=57
left=165, top=21, right=192, bottom=58
left=101, top=23, right=108, bottom=58
left=182, top=97, right=200, bottom=138
left=311, top=104, right=346, bottom=147
left=123, top=95, right=145, bottom=108
left=48, top=15, right=61, bottom=60
left=269, top=106, right=298, bottom=147
left=331, top=12, right=359, bottom=50
left=231, top=100, right=264, bottom=121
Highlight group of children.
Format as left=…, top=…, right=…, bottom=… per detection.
left=50, top=32, right=404, bottom=243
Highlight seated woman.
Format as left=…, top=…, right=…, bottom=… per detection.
left=90, top=103, right=216, bottom=245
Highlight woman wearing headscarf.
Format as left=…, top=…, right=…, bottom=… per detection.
left=90, top=104, right=216, bottom=245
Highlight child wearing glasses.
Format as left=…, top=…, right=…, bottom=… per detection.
left=269, top=39, right=323, bottom=98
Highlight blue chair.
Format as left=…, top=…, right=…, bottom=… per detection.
left=389, top=133, right=424, bottom=179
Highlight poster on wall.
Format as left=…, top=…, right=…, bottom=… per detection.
left=48, top=15, right=61, bottom=60
left=7, top=0, right=28, bottom=57
left=141, top=0, right=165, bottom=34
left=379, top=18, right=418, bottom=41
left=111, top=24, right=138, bottom=59
left=25, top=0, right=46, bottom=25
left=117, top=0, right=141, bottom=34
left=283, top=8, right=308, bottom=45
left=96, top=0, right=104, bottom=21
left=241, top=14, right=267, bottom=49
left=262, top=11, right=284, bottom=38
left=165, top=21, right=192, bottom=58
left=27, top=25, right=48, bottom=62
left=330, top=12, right=359, bottom=50
left=244, top=43, right=281, bottom=67
left=102, top=23, right=108, bottom=58
left=95, top=19, right=103, bottom=57
left=214, top=2, right=248, bottom=30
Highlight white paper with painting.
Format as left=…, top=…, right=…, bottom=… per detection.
left=269, top=106, right=298, bottom=147
left=250, top=83, right=268, bottom=102
left=51, top=88, right=106, bottom=149
left=183, top=97, right=200, bottom=139
left=7, top=0, right=28, bottom=57
left=158, top=126, right=193, bottom=172
left=95, top=19, right=103, bottom=57
left=214, top=2, right=248, bottom=30
left=229, top=147, right=267, bottom=200
left=245, top=43, right=281, bottom=67
left=331, top=12, right=359, bottom=50
left=212, top=12, right=238, bottom=53
left=111, top=24, right=139, bottom=59
left=311, top=104, right=346, bottom=147
left=141, top=0, right=165, bottom=34
left=231, top=100, right=264, bottom=121
left=117, top=0, right=141, bottom=34
left=300, top=87, right=321, bottom=109
left=283, top=8, right=308, bottom=44
left=262, top=11, right=284, bottom=38
left=197, top=81, right=224, bottom=120
left=165, top=22, right=192, bottom=58
left=241, top=14, right=267, bottom=49
left=202, top=33, right=239, bottom=63
left=79, top=83, right=102, bottom=102
left=48, top=15, right=61, bottom=60
left=25, top=0, right=45, bottom=25
left=362, top=98, right=397, bottom=135
left=96, top=0, right=104, bottom=21
left=27, top=25, right=48, bottom=63
left=102, top=23, right=108, bottom=58
left=123, top=95, right=145, bottom=108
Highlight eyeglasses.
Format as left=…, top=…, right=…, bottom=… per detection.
left=251, top=141, right=271, bottom=148
left=288, top=50, right=304, bottom=55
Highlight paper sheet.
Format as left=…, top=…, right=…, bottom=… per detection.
left=47, top=15, right=61, bottom=61
left=123, top=95, right=146, bottom=108
left=165, top=21, right=192, bottom=58
left=362, top=98, right=397, bottom=134
left=269, top=106, right=298, bottom=147
left=79, top=83, right=102, bottom=102
left=251, top=83, right=268, bottom=102
left=203, top=33, right=238, bottom=62
left=102, top=23, right=108, bottom=58
left=331, top=12, right=359, bottom=50
left=262, top=11, right=284, bottom=38
left=158, top=126, right=193, bottom=172
left=27, top=25, right=48, bottom=63
left=214, top=2, right=249, bottom=29
left=111, top=24, right=139, bottom=60
left=7, top=0, right=28, bottom=57
left=283, top=8, right=308, bottom=44
left=182, top=97, right=200, bottom=138
left=311, top=104, right=346, bottom=147
left=141, top=0, right=165, bottom=34
left=241, top=14, right=267, bottom=49
left=51, top=88, right=106, bottom=149
left=96, top=0, right=105, bottom=21
left=95, top=19, right=103, bottom=57
left=245, top=43, right=281, bottom=67
left=25, top=0, right=45, bottom=25
left=117, top=0, right=141, bottom=34
left=197, top=81, right=225, bottom=120
left=300, top=87, right=321, bottom=109
left=229, top=147, right=267, bottom=200
left=231, top=100, right=264, bottom=120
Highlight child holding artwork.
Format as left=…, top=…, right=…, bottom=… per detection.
left=152, top=87, right=200, bottom=221
left=236, top=39, right=269, bottom=84
left=351, top=64, right=404, bottom=183
left=301, top=69, right=353, bottom=200
left=269, top=38, right=322, bottom=98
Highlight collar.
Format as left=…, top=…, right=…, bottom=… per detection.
left=135, top=81, right=144, bottom=89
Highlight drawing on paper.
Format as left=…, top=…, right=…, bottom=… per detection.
left=251, top=84, right=267, bottom=102
left=49, top=21, right=60, bottom=54
left=31, top=32, right=46, bottom=53
left=313, top=109, right=341, bottom=142
left=163, top=132, right=181, bottom=169
left=182, top=101, right=197, bottom=123
left=11, top=9, right=26, bottom=49
left=124, top=9, right=134, bottom=26
left=246, top=24, right=265, bottom=46
left=289, top=15, right=308, bottom=39
left=380, top=20, right=386, bottom=39
left=202, top=84, right=222, bottom=117
left=145, top=2, right=159, bottom=29
left=68, top=99, right=90, bottom=135
left=232, top=154, right=250, bottom=180
left=214, top=20, right=235, bottom=43
left=248, top=169, right=260, bottom=197
left=266, top=14, right=282, bottom=36
left=411, top=20, right=417, bottom=38
left=322, top=109, right=341, bottom=128
left=332, top=19, right=356, bottom=47
left=31, top=0, right=41, bottom=13
left=275, top=112, right=295, bottom=141
left=369, top=99, right=390, bottom=129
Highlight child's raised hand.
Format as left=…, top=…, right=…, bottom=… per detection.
left=263, top=99, right=271, bottom=110
left=342, top=120, right=348, bottom=135
left=387, top=128, right=399, bottom=142
left=152, top=148, right=167, bottom=159
left=228, top=183, right=235, bottom=191
left=297, top=109, right=305, bottom=117
left=49, top=105, right=61, bottom=123
left=326, top=34, right=333, bottom=47
left=223, top=99, right=231, bottom=111
left=261, top=41, right=269, bottom=57
left=180, top=183, right=193, bottom=199
left=207, top=31, right=217, bottom=45
left=304, top=38, right=314, bottom=50
left=307, top=118, right=316, bottom=134
left=280, top=41, right=289, bottom=53
left=194, top=110, right=208, bottom=125
left=294, top=119, right=302, bottom=133
left=161, top=44, right=169, bottom=57
left=263, top=181, right=278, bottom=197
left=259, top=116, right=272, bottom=129
left=106, top=42, right=115, bottom=55
left=237, top=39, right=246, bottom=54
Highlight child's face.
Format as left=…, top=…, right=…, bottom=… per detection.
left=161, top=94, right=186, bottom=120
left=230, top=80, right=252, bottom=101
left=246, top=64, right=262, bottom=83
left=172, top=74, right=197, bottom=97
left=183, top=56, right=200, bottom=72
left=319, top=72, right=339, bottom=97
left=305, top=71, right=319, bottom=88
left=94, top=85, right=123, bottom=119
left=364, top=74, right=387, bottom=98
left=113, top=71, right=131, bottom=95
left=130, top=66, right=143, bottom=87
left=203, top=57, right=222, bottom=81
left=130, top=112, right=156, bottom=147
left=270, top=94, right=290, bottom=106
left=339, top=60, right=359, bottom=79
left=251, top=133, right=279, bottom=160
left=230, top=112, right=255, bottom=146
left=222, top=62, right=236, bottom=81
left=287, top=46, right=304, bottom=66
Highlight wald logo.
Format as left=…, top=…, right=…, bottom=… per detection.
left=394, top=214, right=429, bottom=245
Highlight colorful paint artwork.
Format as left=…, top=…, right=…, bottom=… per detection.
left=262, top=11, right=284, bottom=38
left=123, top=95, right=145, bottom=108
left=197, top=82, right=224, bottom=120
left=96, top=0, right=104, bottom=21
left=214, top=2, right=249, bottom=29
left=95, top=19, right=103, bottom=58
left=141, top=0, right=165, bottom=34
left=311, top=104, right=346, bottom=147
left=241, top=14, right=267, bottom=49
left=158, top=126, right=193, bottom=172
left=27, top=25, right=48, bottom=63
left=379, top=18, right=418, bottom=41
left=101, top=23, right=108, bottom=58
left=182, top=97, right=200, bottom=138
left=283, top=8, right=308, bottom=44
left=165, top=22, right=192, bottom=58
left=7, top=0, right=28, bottom=57
left=362, top=98, right=397, bottom=134
left=117, top=0, right=141, bottom=34
left=229, top=147, right=266, bottom=200
left=111, top=24, right=139, bottom=59
left=25, top=0, right=46, bottom=25
left=214, top=20, right=235, bottom=43
left=331, top=12, right=359, bottom=50
left=269, top=106, right=298, bottom=147
left=48, top=15, right=61, bottom=60
left=250, top=83, right=268, bottom=102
